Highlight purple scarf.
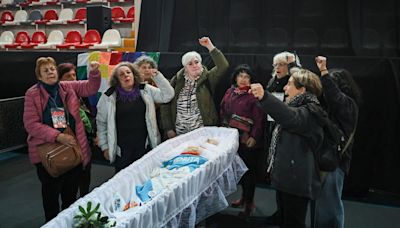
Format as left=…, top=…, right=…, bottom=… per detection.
left=116, top=86, right=141, bottom=103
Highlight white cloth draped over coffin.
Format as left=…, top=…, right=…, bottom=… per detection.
left=43, top=127, right=248, bottom=228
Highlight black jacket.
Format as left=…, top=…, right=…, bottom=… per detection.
left=259, top=93, right=324, bottom=199
left=264, top=75, right=290, bottom=149
left=266, top=75, right=289, bottom=93
left=320, top=75, right=358, bottom=173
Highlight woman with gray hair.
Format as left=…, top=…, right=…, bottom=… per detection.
left=134, top=55, right=158, bottom=86
left=96, top=62, right=174, bottom=173
left=251, top=69, right=325, bottom=228
left=161, top=37, right=229, bottom=138
left=264, top=51, right=302, bottom=225
left=268, top=51, right=301, bottom=93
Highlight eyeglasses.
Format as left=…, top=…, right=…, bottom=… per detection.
left=272, top=62, right=287, bottom=68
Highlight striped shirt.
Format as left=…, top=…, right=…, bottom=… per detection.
left=175, top=75, right=203, bottom=135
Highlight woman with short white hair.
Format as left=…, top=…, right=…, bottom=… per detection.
left=161, top=37, right=229, bottom=138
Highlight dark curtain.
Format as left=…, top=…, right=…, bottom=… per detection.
left=136, top=0, right=175, bottom=52
left=137, top=0, right=400, bottom=57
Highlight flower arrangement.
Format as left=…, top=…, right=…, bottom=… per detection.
left=74, top=201, right=116, bottom=228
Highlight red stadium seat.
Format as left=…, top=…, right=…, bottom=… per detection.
left=67, top=8, right=86, bottom=24
left=21, top=31, right=47, bottom=48
left=0, top=11, right=14, bottom=25
left=4, top=31, right=30, bottom=48
left=45, top=0, right=59, bottom=5
left=56, top=30, right=82, bottom=49
left=120, top=6, right=134, bottom=23
left=111, top=6, right=125, bottom=22
left=35, top=9, right=58, bottom=25
left=74, top=29, right=101, bottom=49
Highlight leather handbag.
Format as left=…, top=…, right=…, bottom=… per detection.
left=37, top=126, right=82, bottom=177
left=228, top=114, right=253, bottom=144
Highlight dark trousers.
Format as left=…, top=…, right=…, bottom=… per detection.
left=115, top=143, right=146, bottom=173
left=79, top=162, right=91, bottom=197
left=238, top=144, right=258, bottom=203
left=277, top=190, right=309, bottom=228
left=35, top=163, right=80, bottom=222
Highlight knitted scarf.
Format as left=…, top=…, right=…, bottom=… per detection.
left=233, top=85, right=251, bottom=95
left=116, top=85, right=141, bottom=103
left=266, top=92, right=320, bottom=173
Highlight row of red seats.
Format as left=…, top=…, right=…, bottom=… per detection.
left=1, top=29, right=103, bottom=49
left=1, top=0, right=132, bottom=7
left=0, top=6, right=133, bottom=25
left=0, top=8, right=86, bottom=25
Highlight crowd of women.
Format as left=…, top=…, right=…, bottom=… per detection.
left=23, top=36, right=361, bottom=228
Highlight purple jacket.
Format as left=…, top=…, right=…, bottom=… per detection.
left=23, top=70, right=101, bottom=166
left=220, top=87, right=265, bottom=142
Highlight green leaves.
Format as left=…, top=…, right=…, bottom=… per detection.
left=74, top=201, right=116, bottom=228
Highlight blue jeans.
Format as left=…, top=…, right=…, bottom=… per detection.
left=311, top=168, right=345, bottom=228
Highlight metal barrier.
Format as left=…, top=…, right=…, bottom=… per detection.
left=0, top=97, right=26, bottom=153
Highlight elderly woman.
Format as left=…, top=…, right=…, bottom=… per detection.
left=161, top=37, right=229, bottom=138
left=96, top=62, right=174, bottom=173
left=264, top=51, right=301, bottom=226
left=251, top=69, right=325, bottom=228
left=134, top=55, right=158, bottom=86
left=220, top=64, right=264, bottom=217
left=268, top=51, right=301, bottom=94
left=23, top=57, right=101, bottom=222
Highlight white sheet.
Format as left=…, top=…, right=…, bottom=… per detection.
left=43, top=127, right=247, bottom=228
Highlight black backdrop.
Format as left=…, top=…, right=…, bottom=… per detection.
left=0, top=0, right=399, bottom=198
left=137, top=0, right=400, bottom=57
left=0, top=52, right=80, bottom=99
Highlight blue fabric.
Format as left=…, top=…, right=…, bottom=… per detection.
left=162, top=154, right=208, bottom=172
left=311, top=168, right=345, bottom=228
left=135, top=179, right=153, bottom=202
left=121, top=52, right=144, bottom=62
